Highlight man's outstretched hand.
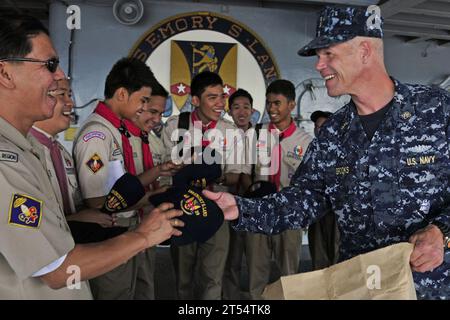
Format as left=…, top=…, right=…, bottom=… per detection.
left=202, top=190, right=239, bottom=221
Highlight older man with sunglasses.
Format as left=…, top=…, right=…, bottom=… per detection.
left=0, top=13, right=183, bottom=299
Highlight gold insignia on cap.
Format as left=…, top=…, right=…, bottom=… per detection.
left=180, top=189, right=208, bottom=217
left=401, top=111, right=411, bottom=120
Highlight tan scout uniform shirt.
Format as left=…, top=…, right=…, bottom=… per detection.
left=162, top=114, right=250, bottom=189
left=148, top=132, right=165, bottom=167
left=129, top=135, right=144, bottom=177
left=0, top=118, right=92, bottom=299
left=254, top=123, right=313, bottom=189
left=148, top=132, right=169, bottom=187
left=129, top=132, right=165, bottom=175
left=73, top=113, right=125, bottom=200
left=32, top=126, right=83, bottom=214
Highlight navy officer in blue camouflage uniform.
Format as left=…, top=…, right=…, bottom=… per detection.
left=204, top=5, right=450, bottom=300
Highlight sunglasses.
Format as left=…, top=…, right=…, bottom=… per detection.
left=0, top=57, right=59, bottom=73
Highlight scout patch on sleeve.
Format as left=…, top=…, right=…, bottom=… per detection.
left=0, top=150, right=18, bottom=162
left=8, top=194, right=43, bottom=228
left=86, top=153, right=104, bottom=174
left=82, top=131, right=106, bottom=142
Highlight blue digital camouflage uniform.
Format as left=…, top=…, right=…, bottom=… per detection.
left=234, top=79, right=450, bottom=300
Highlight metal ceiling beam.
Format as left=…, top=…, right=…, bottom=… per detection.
left=384, top=23, right=450, bottom=40
left=406, top=36, right=432, bottom=43
left=379, top=0, right=428, bottom=18
left=403, top=0, right=450, bottom=17
left=386, top=12, right=450, bottom=29
left=403, top=7, right=450, bottom=18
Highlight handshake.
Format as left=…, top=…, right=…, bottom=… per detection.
left=69, top=161, right=224, bottom=246
left=148, top=160, right=224, bottom=246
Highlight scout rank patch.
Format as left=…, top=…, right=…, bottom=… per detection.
left=86, top=153, right=104, bottom=173
left=9, top=194, right=42, bottom=228
left=180, top=189, right=208, bottom=217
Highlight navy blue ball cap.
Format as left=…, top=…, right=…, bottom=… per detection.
left=101, top=173, right=145, bottom=214
left=149, top=186, right=224, bottom=246
left=298, top=5, right=383, bottom=57
left=310, top=110, right=333, bottom=123
left=173, top=146, right=222, bottom=189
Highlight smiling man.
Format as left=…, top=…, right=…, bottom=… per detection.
left=31, top=78, right=85, bottom=217
left=204, top=5, right=450, bottom=300
left=123, top=81, right=172, bottom=299
left=0, top=14, right=183, bottom=300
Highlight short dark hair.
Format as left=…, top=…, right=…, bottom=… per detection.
left=151, top=81, right=168, bottom=98
left=228, top=88, right=253, bottom=108
left=0, top=13, right=49, bottom=59
left=104, top=57, right=158, bottom=99
left=266, top=79, right=296, bottom=102
left=310, top=110, right=332, bottom=123
left=190, top=71, right=223, bottom=98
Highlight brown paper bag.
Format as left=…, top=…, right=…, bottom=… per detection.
left=262, top=242, right=416, bottom=300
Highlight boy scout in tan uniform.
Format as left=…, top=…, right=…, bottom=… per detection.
left=73, top=111, right=141, bottom=299
left=129, top=84, right=171, bottom=299
left=72, top=58, right=179, bottom=300
left=222, top=89, right=255, bottom=300
left=162, top=72, right=249, bottom=300
left=245, top=80, right=312, bottom=299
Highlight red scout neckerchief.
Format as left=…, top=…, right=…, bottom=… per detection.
left=191, top=109, right=217, bottom=147
left=268, top=120, right=296, bottom=190
left=94, top=101, right=136, bottom=175
left=124, top=119, right=158, bottom=190
left=191, top=110, right=219, bottom=190
left=124, top=119, right=160, bottom=221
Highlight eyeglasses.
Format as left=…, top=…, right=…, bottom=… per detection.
left=0, top=57, right=59, bottom=73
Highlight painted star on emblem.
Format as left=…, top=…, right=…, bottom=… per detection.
left=177, top=83, right=186, bottom=94
left=223, top=85, right=231, bottom=95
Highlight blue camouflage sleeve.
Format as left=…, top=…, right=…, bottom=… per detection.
left=233, top=137, right=331, bottom=234
left=432, top=90, right=450, bottom=232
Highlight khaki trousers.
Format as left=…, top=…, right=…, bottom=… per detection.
left=170, top=221, right=230, bottom=300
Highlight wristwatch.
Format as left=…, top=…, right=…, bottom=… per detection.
left=431, top=220, right=450, bottom=249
